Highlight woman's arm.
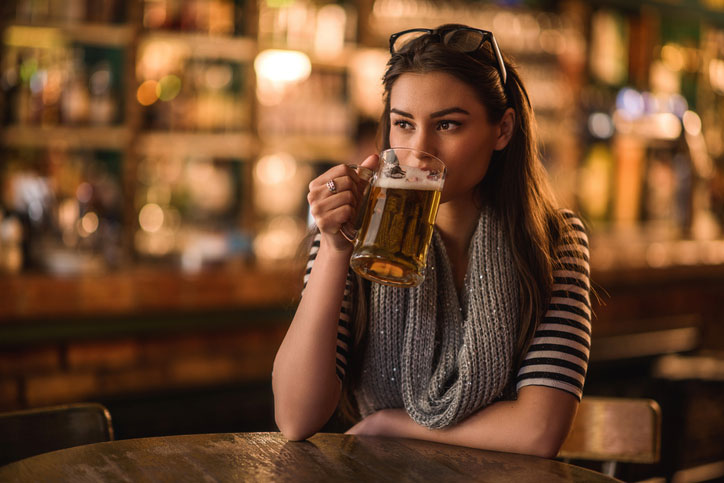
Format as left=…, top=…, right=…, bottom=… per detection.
left=272, top=157, right=378, bottom=441
left=272, top=237, right=350, bottom=441
left=346, top=386, right=578, bottom=458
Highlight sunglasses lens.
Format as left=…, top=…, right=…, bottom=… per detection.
left=392, top=30, right=429, bottom=52
left=442, top=29, right=484, bottom=52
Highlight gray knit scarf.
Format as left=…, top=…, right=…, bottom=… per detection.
left=355, top=206, right=520, bottom=429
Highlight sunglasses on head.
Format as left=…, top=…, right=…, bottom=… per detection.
left=389, top=27, right=507, bottom=86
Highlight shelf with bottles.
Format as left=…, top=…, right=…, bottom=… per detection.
left=135, top=37, right=254, bottom=133
left=577, top=87, right=724, bottom=272
left=255, top=58, right=356, bottom=160
left=133, top=152, right=255, bottom=272
left=138, top=0, right=258, bottom=67
left=574, top=7, right=724, bottom=255
left=133, top=6, right=261, bottom=268
left=0, top=36, right=128, bottom=131
left=0, top=145, right=125, bottom=275
left=141, top=0, right=251, bottom=38
left=257, top=0, right=358, bottom=55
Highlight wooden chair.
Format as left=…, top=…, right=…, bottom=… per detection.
left=558, top=396, right=662, bottom=478
left=0, top=402, right=114, bottom=466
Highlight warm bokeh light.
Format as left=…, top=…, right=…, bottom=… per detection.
left=253, top=153, right=311, bottom=216
left=204, top=64, right=233, bottom=90
left=588, top=112, right=615, bottom=139
left=683, top=110, right=702, bottom=136
left=253, top=216, right=305, bottom=262
left=314, top=4, right=346, bottom=59
left=709, top=58, right=724, bottom=94
left=654, top=112, right=682, bottom=140
left=254, top=50, right=311, bottom=84
left=58, top=199, right=78, bottom=233
left=76, top=182, right=93, bottom=203
left=255, top=153, right=296, bottom=185
left=661, top=43, right=686, bottom=72
left=137, top=79, right=159, bottom=106
left=349, top=49, right=388, bottom=118
left=79, top=212, right=99, bottom=237
left=254, top=49, right=311, bottom=105
left=143, top=1, right=167, bottom=29
left=137, top=40, right=187, bottom=81
left=156, top=75, right=182, bottom=101
left=139, top=203, right=165, bottom=233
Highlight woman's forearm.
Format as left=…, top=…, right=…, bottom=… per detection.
left=272, top=238, right=352, bottom=440
left=346, top=386, right=578, bottom=458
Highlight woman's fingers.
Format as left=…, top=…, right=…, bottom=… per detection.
left=309, top=166, right=360, bottom=201
left=308, top=163, right=370, bottom=237
left=309, top=188, right=357, bottom=220
left=314, top=204, right=356, bottom=235
left=309, top=176, right=358, bottom=202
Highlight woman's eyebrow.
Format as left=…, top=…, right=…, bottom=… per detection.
left=430, top=107, right=470, bottom=118
left=390, top=108, right=413, bottom=117
left=390, top=107, right=470, bottom=119
left=390, top=107, right=471, bottom=118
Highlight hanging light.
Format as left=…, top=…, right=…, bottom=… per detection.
left=254, top=49, right=311, bottom=84
left=254, top=49, right=311, bottom=105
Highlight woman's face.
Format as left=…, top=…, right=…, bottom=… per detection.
left=388, top=71, right=503, bottom=204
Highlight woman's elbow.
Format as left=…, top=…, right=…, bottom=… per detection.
left=273, top=401, right=324, bottom=441
left=525, top=422, right=568, bottom=459
left=529, top=438, right=563, bottom=459
left=275, top=416, right=317, bottom=442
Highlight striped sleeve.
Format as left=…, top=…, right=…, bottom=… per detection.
left=516, top=211, right=592, bottom=400
left=302, top=232, right=355, bottom=382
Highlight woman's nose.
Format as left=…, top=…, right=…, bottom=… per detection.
left=410, top=129, right=438, bottom=158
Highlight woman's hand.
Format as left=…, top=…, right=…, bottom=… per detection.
left=346, top=409, right=402, bottom=437
left=343, top=387, right=577, bottom=458
left=308, top=154, right=378, bottom=252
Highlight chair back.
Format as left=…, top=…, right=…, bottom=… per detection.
left=558, top=396, right=661, bottom=475
left=0, top=402, right=114, bottom=466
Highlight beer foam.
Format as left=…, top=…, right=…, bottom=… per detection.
left=377, top=166, right=443, bottom=190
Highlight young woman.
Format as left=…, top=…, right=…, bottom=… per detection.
left=272, top=24, right=591, bottom=458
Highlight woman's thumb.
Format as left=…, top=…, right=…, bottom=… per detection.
left=360, top=153, right=379, bottom=171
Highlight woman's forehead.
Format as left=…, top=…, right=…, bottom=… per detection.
left=389, top=72, right=485, bottom=114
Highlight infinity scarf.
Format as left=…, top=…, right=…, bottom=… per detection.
left=355, top=206, right=520, bottom=429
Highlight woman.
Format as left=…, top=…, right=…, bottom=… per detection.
left=272, top=24, right=591, bottom=458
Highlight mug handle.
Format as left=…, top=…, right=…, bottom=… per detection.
left=340, top=163, right=374, bottom=244
left=340, top=223, right=357, bottom=243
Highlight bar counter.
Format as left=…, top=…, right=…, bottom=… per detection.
left=3, top=261, right=723, bottom=351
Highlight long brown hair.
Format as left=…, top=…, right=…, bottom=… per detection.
left=340, top=24, right=582, bottom=423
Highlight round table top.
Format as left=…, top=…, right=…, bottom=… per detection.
left=0, top=432, right=621, bottom=482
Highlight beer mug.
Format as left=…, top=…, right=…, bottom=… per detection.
left=343, top=147, right=446, bottom=287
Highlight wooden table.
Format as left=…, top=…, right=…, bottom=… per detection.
left=0, top=432, right=621, bottom=482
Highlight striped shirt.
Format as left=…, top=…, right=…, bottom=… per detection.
left=303, top=211, right=591, bottom=400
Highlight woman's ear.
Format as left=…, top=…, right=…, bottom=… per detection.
left=494, top=108, right=515, bottom=151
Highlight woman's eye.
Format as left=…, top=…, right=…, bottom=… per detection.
left=437, top=120, right=460, bottom=131
left=393, top=120, right=412, bottom=129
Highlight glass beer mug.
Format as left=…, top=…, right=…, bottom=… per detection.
left=342, top=147, right=446, bottom=287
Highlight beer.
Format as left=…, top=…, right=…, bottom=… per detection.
left=350, top=174, right=442, bottom=287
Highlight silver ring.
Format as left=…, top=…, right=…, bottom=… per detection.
left=326, top=179, right=337, bottom=194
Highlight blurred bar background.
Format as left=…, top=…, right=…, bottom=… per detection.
left=1, top=0, right=723, bottom=480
